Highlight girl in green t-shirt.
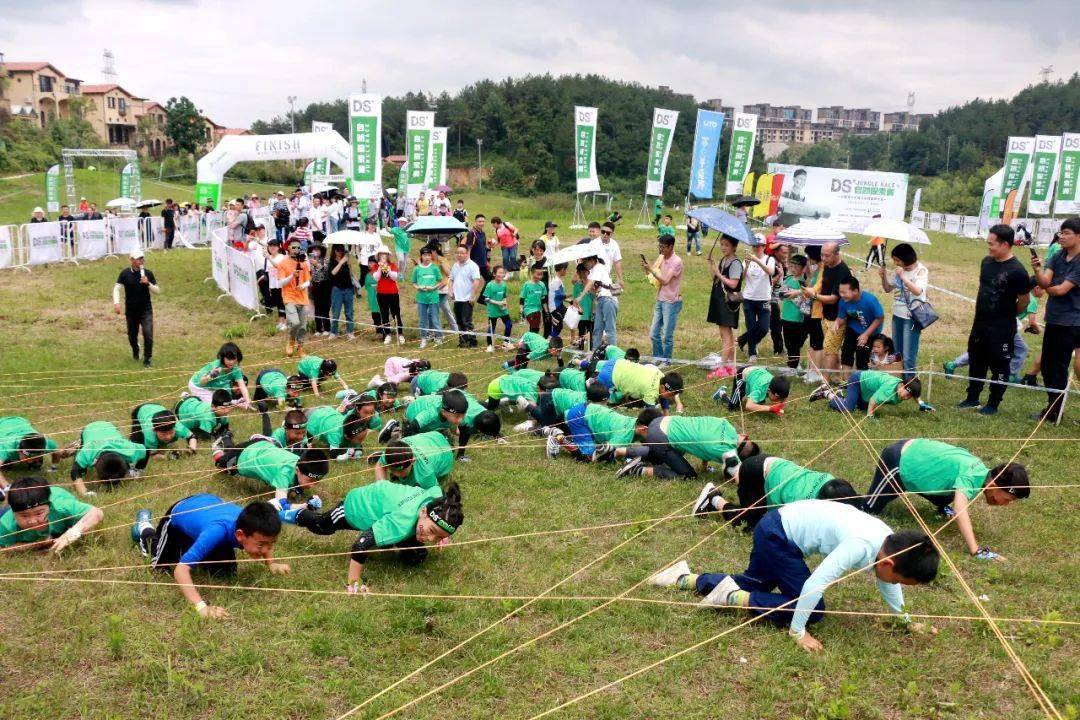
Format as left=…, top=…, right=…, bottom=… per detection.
left=483, top=265, right=513, bottom=352
left=779, top=254, right=809, bottom=370
left=572, top=264, right=594, bottom=349
left=410, top=246, right=444, bottom=347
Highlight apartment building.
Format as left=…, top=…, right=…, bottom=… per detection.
left=0, top=61, right=82, bottom=127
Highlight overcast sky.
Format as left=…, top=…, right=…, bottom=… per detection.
left=3, top=0, right=1078, bottom=129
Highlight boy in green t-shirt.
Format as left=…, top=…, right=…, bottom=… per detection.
left=375, top=431, right=455, bottom=490
left=483, top=265, right=514, bottom=352
left=0, top=477, right=103, bottom=554
left=129, top=403, right=195, bottom=454
left=812, top=370, right=921, bottom=418
left=213, top=432, right=329, bottom=508
left=0, top=416, right=61, bottom=493
left=282, top=480, right=462, bottom=593
left=412, top=369, right=468, bottom=397
left=267, top=409, right=310, bottom=455
left=657, top=214, right=676, bottom=238
left=483, top=368, right=554, bottom=410
left=391, top=218, right=411, bottom=273
left=253, top=368, right=305, bottom=408
left=507, top=331, right=564, bottom=371
left=519, top=263, right=547, bottom=333
left=613, top=411, right=760, bottom=480
left=712, top=366, right=789, bottom=415
left=363, top=253, right=382, bottom=338
left=411, top=245, right=444, bottom=347
left=863, top=439, right=1029, bottom=560
left=69, top=420, right=150, bottom=496
left=173, top=390, right=234, bottom=447
left=296, top=355, right=347, bottom=397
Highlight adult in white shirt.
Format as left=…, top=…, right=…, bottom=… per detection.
left=878, top=242, right=929, bottom=380
left=576, top=254, right=617, bottom=350
left=450, top=244, right=483, bottom=347
left=590, top=221, right=623, bottom=286
left=736, top=240, right=778, bottom=362
left=326, top=197, right=343, bottom=233
left=308, top=197, right=327, bottom=241
left=539, top=220, right=561, bottom=254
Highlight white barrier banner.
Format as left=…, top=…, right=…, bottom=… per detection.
left=111, top=217, right=141, bottom=256
left=927, top=212, right=943, bottom=231
left=0, top=226, right=13, bottom=268
left=227, top=245, right=260, bottom=311
left=910, top=210, right=926, bottom=227
left=145, top=217, right=165, bottom=249
left=960, top=216, right=980, bottom=238
left=25, top=222, right=63, bottom=265
left=1036, top=218, right=1060, bottom=245
left=944, top=214, right=962, bottom=234
left=76, top=220, right=109, bottom=259
left=176, top=215, right=200, bottom=246
left=204, top=213, right=224, bottom=244
left=211, top=231, right=231, bottom=294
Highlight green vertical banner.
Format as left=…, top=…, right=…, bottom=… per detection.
left=574, top=105, right=600, bottom=193
left=303, top=161, right=315, bottom=191
left=45, top=164, right=60, bottom=212
left=397, top=163, right=408, bottom=197
left=645, top=108, right=678, bottom=197
left=1028, top=135, right=1061, bottom=215
left=725, top=112, right=758, bottom=196
left=348, top=93, right=382, bottom=197
left=195, top=182, right=221, bottom=210
left=1000, top=136, right=1035, bottom=201
left=130, top=160, right=142, bottom=201
left=1055, top=132, right=1080, bottom=215
left=120, top=163, right=132, bottom=198
left=405, top=110, right=434, bottom=199
left=427, top=127, right=447, bottom=189
left=311, top=121, right=333, bottom=179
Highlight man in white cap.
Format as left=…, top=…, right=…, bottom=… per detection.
left=29, top=207, right=48, bottom=223
left=113, top=249, right=160, bottom=367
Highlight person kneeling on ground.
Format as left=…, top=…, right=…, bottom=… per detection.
left=296, top=355, right=348, bottom=397
left=0, top=476, right=103, bottom=554
left=484, top=369, right=554, bottom=410
left=649, top=500, right=940, bottom=652
left=374, top=432, right=455, bottom=490
left=594, top=357, right=684, bottom=412
left=383, top=390, right=500, bottom=458
left=253, top=368, right=306, bottom=408
left=613, top=411, right=759, bottom=480
left=412, top=369, right=468, bottom=397
left=129, top=403, right=194, bottom=455
left=174, top=389, right=235, bottom=448
left=506, top=332, right=564, bottom=371
left=863, top=439, right=1029, bottom=560
left=712, top=366, right=788, bottom=415
left=810, top=370, right=923, bottom=418
left=281, top=480, right=462, bottom=594
left=131, top=496, right=287, bottom=619
left=69, top=420, right=149, bottom=496
left=694, top=455, right=857, bottom=527
left=554, top=386, right=638, bottom=461
left=212, top=432, right=329, bottom=509
left=0, top=416, right=62, bottom=495
left=369, top=357, right=431, bottom=388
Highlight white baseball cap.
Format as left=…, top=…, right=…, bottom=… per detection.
left=129, top=249, right=145, bottom=260
left=33, top=206, right=44, bottom=214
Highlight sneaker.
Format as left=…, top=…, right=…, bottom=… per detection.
left=648, top=559, right=691, bottom=588
left=516, top=396, right=532, bottom=412
left=1008, top=374, right=1021, bottom=385
left=747, top=355, right=758, bottom=364
left=335, top=448, right=360, bottom=462
left=384, top=335, right=392, bottom=345
left=803, top=370, right=822, bottom=385
left=485, top=345, right=494, bottom=353
left=696, top=251, right=703, bottom=256
left=616, top=456, right=645, bottom=478
left=698, top=575, right=741, bottom=608
left=398, top=335, right=406, bottom=345
left=808, top=384, right=831, bottom=403
left=367, top=374, right=385, bottom=389
left=378, top=419, right=400, bottom=444
left=540, top=426, right=563, bottom=438
left=942, top=361, right=957, bottom=376
left=977, top=405, right=998, bottom=416
left=956, top=399, right=980, bottom=410
left=545, top=433, right=561, bottom=458
left=498, top=396, right=512, bottom=409
left=143, top=359, right=152, bottom=368
left=347, top=333, right=356, bottom=341
left=1030, top=408, right=1054, bottom=423
left=419, top=339, right=428, bottom=349
left=131, top=508, right=153, bottom=545
left=939, top=505, right=956, bottom=519
left=328, top=333, right=337, bottom=340
left=721, top=450, right=741, bottom=480
left=512, top=420, right=536, bottom=434
left=276, top=322, right=287, bottom=332
left=1022, top=374, right=1038, bottom=387
left=711, top=387, right=729, bottom=405
left=593, top=443, right=617, bottom=463
left=306, top=495, right=323, bottom=511
left=693, top=482, right=722, bottom=516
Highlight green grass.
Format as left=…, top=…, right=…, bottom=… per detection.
left=0, top=203, right=1076, bottom=720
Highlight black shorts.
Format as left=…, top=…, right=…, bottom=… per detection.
left=840, top=328, right=872, bottom=369
left=149, top=500, right=237, bottom=576
left=805, top=316, right=825, bottom=351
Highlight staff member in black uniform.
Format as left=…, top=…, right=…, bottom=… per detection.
left=113, top=248, right=160, bottom=367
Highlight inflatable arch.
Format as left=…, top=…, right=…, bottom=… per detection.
left=194, top=131, right=351, bottom=209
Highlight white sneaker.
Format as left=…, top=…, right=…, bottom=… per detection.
left=347, top=333, right=356, bottom=341
left=419, top=339, right=428, bottom=349
left=335, top=448, right=360, bottom=462
left=485, top=345, right=494, bottom=353
left=276, top=322, right=287, bottom=332
left=540, top=426, right=564, bottom=438
left=383, top=335, right=392, bottom=345
left=545, top=433, right=561, bottom=458
left=398, top=335, right=406, bottom=345
left=747, top=355, right=758, bottom=364
left=328, top=333, right=337, bottom=340
left=367, top=374, right=385, bottom=389
left=516, top=395, right=532, bottom=412
left=512, top=420, right=536, bottom=434
left=648, top=559, right=691, bottom=588
left=694, top=482, right=717, bottom=514
left=498, top=396, right=512, bottom=409
left=698, top=575, right=741, bottom=608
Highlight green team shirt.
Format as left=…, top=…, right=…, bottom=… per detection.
left=899, top=440, right=988, bottom=501
left=74, top=421, right=147, bottom=476
left=351, top=390, right=385, bottom=432
left=411, top=263, right=443, bottom=304
left=764, top=458, right=833, bottom=506
left=1018, top=295, right=1038, bottom=321
left=381, top=431, right=453, bottom=490
left=483, top=281, right=509, bottom=318
left=780, top=276, right=804, bottom=322
left=743, top=367, right=773, bottom=404
left=364, top=272, right=380, bottom=313
left=604, top=346, right=627, bottom=361
left=342, top=481, right=442, bottom=546
left=658, top=224, right=676, bottom=238
left=0, top=486, right=91, bottom=548
left=259, top=370, right=289, bottom=402
left=572, top=282, right=593, bottom=320
left=190, top=359, right=242, bottom=391
left=520, top=280, right=546, bottom=315
left=136, top=403, right=191, bottom=450
left=665, top=416, right=739, bottom=461
left=585, top=404, right=636, bottom=446
left=462, top=393, right=488, bottom=429
left=559, top=368, right=587, bottom=392
left=271, top=427, right=308, bottom=453
left=306, top=406, right=353, bottom=451
left=611, top=359, right=663, bottom=406
left=497, top=369, right=544, bottom=401
left=415, top=370, right=451, bottom=396
left=175, top=396, right=228, bottom=437
left=405, top=394, right=450, bottom=432
left=390, top=226, right=411, bottom=254
left=237, top=440, right=299, bottom=490
left=520, top=332, right=550, bottom=361
left=551, top=389, right=587, bottom=417
left=297, top=355, right=326, bottom=381
left=0, top=416, right=57, bottom=464
left=857, top=371, right=903, bottom=406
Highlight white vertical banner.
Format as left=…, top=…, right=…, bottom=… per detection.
left=574, top=106, right=600, bottom=193
left=1054, top=132, right=1080, bottom=215
left=725, top=112, right=759, bottom=196
left=0, top=225, right=13, bottom=268
left=405, top=110, right=435, bottom=199
left=927, top=212, right=943, bottom=231
left=311, top=121, right=333, bottom=180
left=348, top=94, right=382, bottom=198
left=644, top=107, right=679, bottom=197
left=910, top=187, right=922, bottom=214
left=111, top=217, right=142, bottom=256
left=211, top=230, right=231, bottom=294
left=428, top=127, right=448, bottom=189
left=227, top=245, right=260, bottom=311
left=960, top=216, right=981, bottom=238
left=943, top=214, right=962, bottom=234
left=25, top=222, right=63, bottom=265
left=75, top=220, right=109, bottom=259
left=1027, top=135, right=1061, bottom=215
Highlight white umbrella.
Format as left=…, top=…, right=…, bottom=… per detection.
left=323, top=230, right=382, bottom=248
left=136, top=198, right=163, bottom=209
left=106, top=197, right=136, bottom=208
left=861, top=218, right=931, bottom=245
left=776, top=219, right=849, bottom=246
left=545, top=241, right=603, bottom=267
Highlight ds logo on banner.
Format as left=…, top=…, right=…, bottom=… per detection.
left=1008, top=138, right=1028, bottom=152
left=1037, top=137, right=1057, bottom=151
left=736, top=116, right=754, bottom=129
left=352, top=98, right=374, bottom=113
left=655, top=112, right=675, bottom=126
left=409, top=115, right=432, bottom=128
left=1064, top=136, right=1080, bottom=150
left=831, top=179, right=854, bottom=193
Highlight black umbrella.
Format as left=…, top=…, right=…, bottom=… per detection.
left=731, top=195, right=761, bottom=208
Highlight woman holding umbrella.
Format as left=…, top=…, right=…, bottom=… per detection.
left=707, top=235, right=744, bottom=377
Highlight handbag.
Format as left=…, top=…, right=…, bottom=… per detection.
left=897, top=273, right=939, bottom=330
left=720, top=257, right=743, bottom=304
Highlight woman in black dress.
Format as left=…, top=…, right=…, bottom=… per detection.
left=707, top=235, right=743, bottom=376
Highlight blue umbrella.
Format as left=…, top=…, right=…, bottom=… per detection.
left=404, top=216, right=468, bottom=236
left=686, top=207, right=758, bottom=245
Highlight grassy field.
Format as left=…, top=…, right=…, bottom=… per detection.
left=0, top=191, right=1076, bottom=720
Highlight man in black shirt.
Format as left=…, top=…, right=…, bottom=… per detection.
left=464, top=214, right=492, bottom=283
left=959, top=224, right=1031, bottom=415
left=57, top=205, right=76, bottom=251
left=86, top=203, right=103, bottom=220
left=161, top=199, right=176, bottom=250
left=113, top=249, right=160, bottom=367
left=814, top=242, right=852, bottom=377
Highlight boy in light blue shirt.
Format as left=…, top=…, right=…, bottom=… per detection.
left=650, top=500, right=939, bottom=652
